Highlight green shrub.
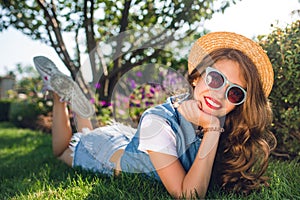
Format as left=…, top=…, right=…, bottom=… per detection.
left=0, top=99, right=12, bottom=121
left=258, top=20, right=300, bottom=158
left=9, top=100, right=41, bottom=129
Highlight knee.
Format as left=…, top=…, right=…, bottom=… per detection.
left=52, top=148, right=63, bottom=158
left=57, top=148, right=73, bottom=167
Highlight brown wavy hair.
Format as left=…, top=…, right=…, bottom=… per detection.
left=188, top=48, right=277, bottom=195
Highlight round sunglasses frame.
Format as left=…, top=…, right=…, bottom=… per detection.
left=204, top=67, right=247, bottom=105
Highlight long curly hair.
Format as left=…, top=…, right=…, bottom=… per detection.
left=188, top=48, right=277, bottom=194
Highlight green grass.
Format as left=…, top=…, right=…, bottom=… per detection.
left=0, top=122, right=299, bottom=200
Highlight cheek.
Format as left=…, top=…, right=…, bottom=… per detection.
left=193, top=80, right=206, bottom=96
left=224, top=104, right=236, bottom=114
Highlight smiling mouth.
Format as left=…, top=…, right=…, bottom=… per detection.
left=204, top=96, right=222, bottom=110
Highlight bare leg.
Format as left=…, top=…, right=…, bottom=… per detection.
left=51, top=92, right=94, bottom=166
left=74, top=113, right=93, bottom=132
left=52, top=93, right=71, bottom=156
left=34, top=56, right=95, bottom=166
left=51, top=93, right=73, bottom=166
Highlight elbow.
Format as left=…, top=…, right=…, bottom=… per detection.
left=53, top=150, right=60, bottom=157
left=181, top=183, right=208, bottom=199
left=52, top=147, right=65, bottom=158
left=170, top=186, right=207, bottom=199
left=184, top=189, right=206, bottom=199
left=171, top=191, right=206, bottom=199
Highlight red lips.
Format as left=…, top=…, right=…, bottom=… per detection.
left=204, top=96, right=222, bottom=110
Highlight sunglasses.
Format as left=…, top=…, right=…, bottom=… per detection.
left=204, top=67, right=247, bottom=105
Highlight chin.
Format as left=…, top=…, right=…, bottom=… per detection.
left=204, top=108, right=227, bottom=118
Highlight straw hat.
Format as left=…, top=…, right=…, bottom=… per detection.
left=188, top=32, right=274, bottom=97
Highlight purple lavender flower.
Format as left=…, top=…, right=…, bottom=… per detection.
left=147, top=101, right=154, bottom=107
left=90, top=98, right=95, bottom=104
left=129, top=79, right=136, bottom=89
left=94, top=83, right=101, bottom=89
left=150, top=87, right=155, bottom=94
left=136, top=71, right=143, bottom=77
left=100, top=100, right=112, bottom=107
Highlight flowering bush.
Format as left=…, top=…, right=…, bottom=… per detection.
left=108, top=65, right=191, bottom=127
left=258, top=20, right=300, bottom=159
left=129, top=83, right=166, bottom=125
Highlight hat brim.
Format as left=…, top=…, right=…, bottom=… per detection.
left=188, top=32, right=274, bottom=97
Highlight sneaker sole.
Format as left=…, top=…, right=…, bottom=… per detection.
left=51, top=74, right=95, bottom=118
left=33, top=56, right=61, bottom=91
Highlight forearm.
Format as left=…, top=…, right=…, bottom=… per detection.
left=181, top=131, right=220, bottom=198
left=155, top=100, right=222, bottom=198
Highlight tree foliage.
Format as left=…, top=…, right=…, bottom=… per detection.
left=0, top=0, right=237, bottom=102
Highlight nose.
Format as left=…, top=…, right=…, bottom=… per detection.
left=207, top=84, right=228, bottom=101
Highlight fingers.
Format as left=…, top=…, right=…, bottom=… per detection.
left=177, top=100, right=220, bottom=128
left=177, top=100, right=199, bottom=125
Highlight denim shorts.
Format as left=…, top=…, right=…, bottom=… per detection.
left=70, top=123, right=136, bottom=175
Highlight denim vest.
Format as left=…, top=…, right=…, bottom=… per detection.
left=120, top=97, right=201, bottom=181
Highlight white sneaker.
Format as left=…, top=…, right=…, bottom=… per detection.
left=33, top=56, right=61, bottom=92
left=33, top=56, right=95, bottom=118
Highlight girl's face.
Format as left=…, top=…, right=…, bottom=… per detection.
left=193, top=59, right=246, bottom=117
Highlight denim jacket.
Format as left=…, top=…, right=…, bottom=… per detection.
left=120, top=97, right=201, bottom=180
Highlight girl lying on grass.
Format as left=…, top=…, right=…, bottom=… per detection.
left=33, top=32, right=276, bottom=198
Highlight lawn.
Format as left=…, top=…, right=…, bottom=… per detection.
left=0, top=122, right=299, bottom=200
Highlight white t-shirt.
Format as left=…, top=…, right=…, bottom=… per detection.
left=138, top=114, right=178, bottom=157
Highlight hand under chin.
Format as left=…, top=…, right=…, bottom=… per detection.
left=177, top=100, right=220, bottom=127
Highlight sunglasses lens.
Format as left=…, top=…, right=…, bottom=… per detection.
left=206, top=71, right=224, bottom=89
left=205, top=67, right=246, bottom=105
left=227, top=87, right=245, bottom=104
